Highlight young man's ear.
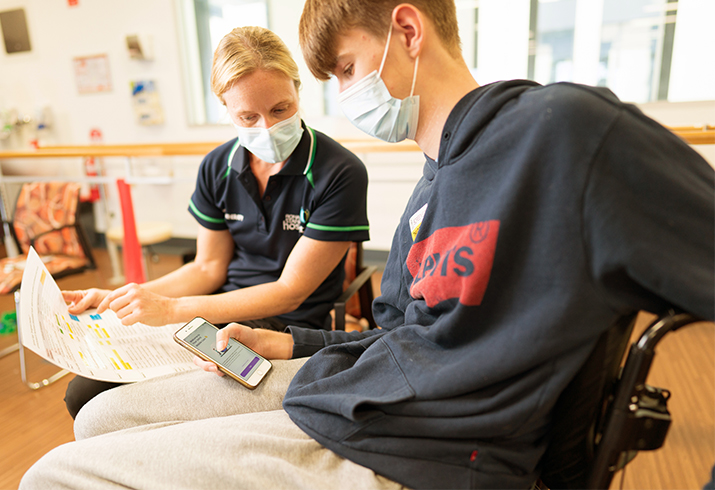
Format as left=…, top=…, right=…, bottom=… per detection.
left=391, top=4, right=424, bottom=59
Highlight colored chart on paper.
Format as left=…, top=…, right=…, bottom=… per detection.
left=18, top=247, right=196, bottom=382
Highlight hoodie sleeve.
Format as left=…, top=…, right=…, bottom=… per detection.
left=287, top=325, right=389, bottom=358
left=583, top=105, right=715, bottom=320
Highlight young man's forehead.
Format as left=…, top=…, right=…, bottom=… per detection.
left=334, top=28, right=383, bottom=56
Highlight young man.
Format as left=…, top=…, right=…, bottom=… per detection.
left=20, top=2, right=713, bottom=489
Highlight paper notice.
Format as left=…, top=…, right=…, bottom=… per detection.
left=19, top=247, right=196, bottom=382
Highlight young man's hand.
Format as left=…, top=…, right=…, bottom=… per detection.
left=193, top=322, right=294, bottom=376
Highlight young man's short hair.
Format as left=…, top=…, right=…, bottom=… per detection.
left=299, top=0, right=462, bottom=81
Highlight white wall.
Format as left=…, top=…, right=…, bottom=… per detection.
left=476, top=0, right=531, bottom=83
left=0, top=0, right=238, bottom=145
left=638, top=100, right=715, bottom=165
left=668, top=0, right=715, bottom=102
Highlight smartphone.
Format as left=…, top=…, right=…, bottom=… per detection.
left=174, top=317, right=272, bottom=389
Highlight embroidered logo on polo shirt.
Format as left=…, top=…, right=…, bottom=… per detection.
left=225, top=213, right=244, bottom=221
left=406, top=220, right=500, bottom=308
left=283, top=214, right=302, bottom=232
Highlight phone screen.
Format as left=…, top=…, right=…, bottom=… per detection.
left=184, top=321, right=263, bottom=381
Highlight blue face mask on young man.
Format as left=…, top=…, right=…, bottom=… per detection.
left=234, top=111, right=304, bottom=164
left=337, top=25, right=420, bottom=143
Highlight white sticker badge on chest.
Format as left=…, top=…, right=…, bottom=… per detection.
left=409, top=203, right=428, bottom=241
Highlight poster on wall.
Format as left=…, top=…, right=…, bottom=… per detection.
left=0, top=8, right=32, bottom=54
left=73, top=54, right=112, bottom=94
left=130, top=80, right=164, bottom=125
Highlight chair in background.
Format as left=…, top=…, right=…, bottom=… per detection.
left=333, top=242, right=378, bottom=331
left=0, top=182, right=95, bottom=295
left=537, top=310, right=705, bottom=488
left=107, top=178, right=173, bottom=284
left=106, top=221, right=172, bottom=281
left=0, top=182, right=95, bottom=384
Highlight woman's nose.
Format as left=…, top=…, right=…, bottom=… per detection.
left=262, top=115, right=282, bottom=128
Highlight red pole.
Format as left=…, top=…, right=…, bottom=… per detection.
left=116, top=179, right=145, bottom=284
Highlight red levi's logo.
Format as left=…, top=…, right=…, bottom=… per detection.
left=407, top=221, right=500, bottom=308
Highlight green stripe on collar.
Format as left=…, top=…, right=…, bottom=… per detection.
left=303, top=127, right=316, bottom=188
left=223, top=139, right=241, bottom=179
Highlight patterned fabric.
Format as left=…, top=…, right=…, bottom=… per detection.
left=0, top=182, right=92, bottom=294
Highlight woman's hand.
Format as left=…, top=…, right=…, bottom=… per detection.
left=96, top=283, right=177, bottom=326
left=63, top=289, right=111, bottom=314
left=193, top=322, right=294, bottom=376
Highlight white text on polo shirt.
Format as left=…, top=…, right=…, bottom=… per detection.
left=283, top=214, right=302, bottom=232
left=225, top=213, right=244, bottom=221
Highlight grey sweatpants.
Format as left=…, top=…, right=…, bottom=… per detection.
left=20, top=359, right=406, bottom=490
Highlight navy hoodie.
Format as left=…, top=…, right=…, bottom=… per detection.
left=283, top=81, right=715, bottom=489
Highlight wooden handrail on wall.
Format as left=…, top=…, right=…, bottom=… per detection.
left=0, top=139, right=420, bottom=159
left=0, top=126, right=711, bottom=159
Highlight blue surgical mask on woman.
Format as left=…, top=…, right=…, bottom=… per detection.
left=337, top=25, right=420, bottom=143
left=233, top=111, right=304, bottom=164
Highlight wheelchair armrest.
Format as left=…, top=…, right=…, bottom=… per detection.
left=634, top=310, right=703, bottom=353
left=587, top=309, right=705, bottom=488
left=334, top=265, right=377, bottom=331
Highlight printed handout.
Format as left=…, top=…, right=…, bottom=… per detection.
left=18, top=247, right=196, bottom=382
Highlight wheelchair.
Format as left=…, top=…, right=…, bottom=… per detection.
left=537, top=309, right=707, bottom=489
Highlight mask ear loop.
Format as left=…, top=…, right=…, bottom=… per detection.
left=379, top=23, right=419, bottom=98
left=409, top=56, right=419, bottom=97
left=378, top=24, right=393, bottom=76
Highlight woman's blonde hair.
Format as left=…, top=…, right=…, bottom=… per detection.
left=211, top=26, right=301, bottom=104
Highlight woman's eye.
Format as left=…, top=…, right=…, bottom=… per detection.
left=343, top=64, right=354, bottom=76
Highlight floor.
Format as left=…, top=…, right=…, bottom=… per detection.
left=0, top=248, right=184, bottom=490
left=0, top=248, right=713, bottom=489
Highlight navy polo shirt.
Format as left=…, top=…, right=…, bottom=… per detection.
left=188, top=122, right=370, bottom=330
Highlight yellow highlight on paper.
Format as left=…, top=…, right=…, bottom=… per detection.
left=40, top=270, right=46, bottom=284
left=113, top=350, right=130, bottom=370
left=78, top=352, right=89, bottom=366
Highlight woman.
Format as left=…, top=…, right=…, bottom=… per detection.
left=62, top=26, right=370, bottom=418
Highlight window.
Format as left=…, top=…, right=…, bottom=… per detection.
left=529, top=0, right=577, bottom=86
left=178, top=0, right=712, bottom=125
left=175, top=0, right=269, bottom=125
left=472, top=0, right=713, bottom=104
